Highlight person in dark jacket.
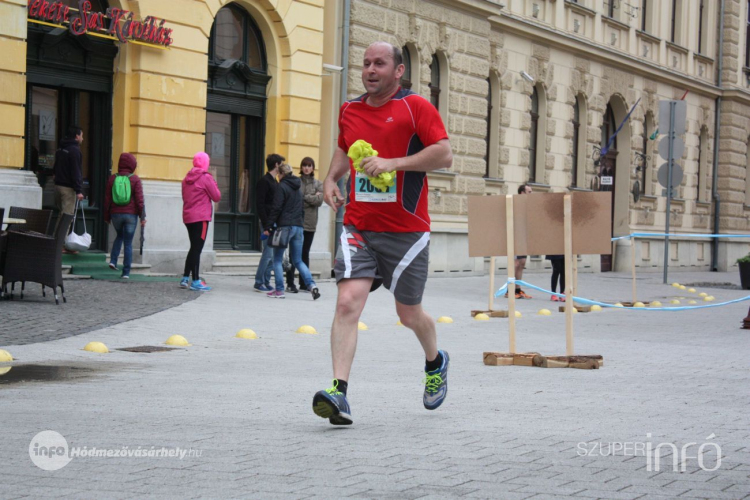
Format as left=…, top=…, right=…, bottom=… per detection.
left=264, top=164, right=320, bottom=300
left=104, top=153, right=146, bottom=279
left=253, top=153, right=283, bottom=292
left=53, top=125, right=84, bottom=215
left=285, top=157, right=323, bottom=293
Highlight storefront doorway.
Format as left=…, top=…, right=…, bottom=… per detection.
left=24, top=0, right=116, bottom=251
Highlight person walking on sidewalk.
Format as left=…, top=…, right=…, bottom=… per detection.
left=180, top=152, right=221, bottom=291
left=264, top=164, right=320, bottom=300
left=506, top=183, right=533, bottom=299
left=285, top=157, right=323, bottom=293
left=53, top=125, right=85, bottom=216
left=253, top=154, right=283, bottom=293
left=104, top=153, right=146, bottom=279
left=546, top=255, right=565, bottom=302
left=312, top=41, right=453, bottom=425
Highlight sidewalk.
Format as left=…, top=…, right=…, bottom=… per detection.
left=1, top=271, right=748, bottom=499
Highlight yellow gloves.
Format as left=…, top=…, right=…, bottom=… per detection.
left=347, top=140, right=396, bottom=192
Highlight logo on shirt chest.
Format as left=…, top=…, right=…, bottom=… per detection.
left=385, top=117, right=393, bottom=123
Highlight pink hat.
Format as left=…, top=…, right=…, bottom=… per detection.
left=193, top=152, right=210, bottom=171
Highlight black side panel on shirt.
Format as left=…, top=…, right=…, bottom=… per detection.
left=402, top=133, right=426, bottom=215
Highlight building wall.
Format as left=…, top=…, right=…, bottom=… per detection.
left=344, top=0, right=750, bottom=275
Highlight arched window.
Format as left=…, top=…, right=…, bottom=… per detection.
left=698, top=127, right=709, bottom=202
left=486, top=72, right=501, bottom=179
left=572, top=96, right=580, bottom=187
left=429, top=55, right=440, bottom=110
left=573, top=94, right=588, bottom=188
left=401, top=46, right=412, bottom=90
left=210, top=4, right=265, bottom=70
left=670, top=0, right=683, bottom=45
left=642, top=112, right=655, bottom=195
left=485, top=77, right=492, bottom=177
left=530, top=86, right=539, bottom=182
left=602, top=104, right=617, bottom=150
left=745, top=137, right=750, bottom=206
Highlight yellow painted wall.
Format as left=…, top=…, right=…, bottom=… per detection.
left=112, top=0, right=325, bottom=181
left=0, top=0, right=27, bottom=170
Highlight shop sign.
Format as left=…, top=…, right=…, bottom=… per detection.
left=27, top=0, right=174, bottom=48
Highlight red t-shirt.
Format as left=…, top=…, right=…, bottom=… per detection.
left=337, top=88, right=449, bottom=233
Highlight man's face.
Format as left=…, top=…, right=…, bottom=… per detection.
left=524, top=186, right=532, bottom=194
left=361, top=44, right=404, bottom=98
left=76, top=132, right=83, bottom=145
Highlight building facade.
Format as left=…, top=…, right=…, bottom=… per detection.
left=338, top=0, right=750, bottom=274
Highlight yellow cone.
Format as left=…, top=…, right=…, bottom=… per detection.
left=614, top=302, right=624, bottom=307
left=699, top=292, right=708, bottom=297
left=515, top=310, right=522, bottom=318
left=474, top=313, right=490, bottom=321
left=679, top=285, right=686, bottom=290
left=437, top=316, right=453, bottom=323
left=396, top=320, right=403, bottom=326
left=633, top=301, right=645, bottom=308
left=537, top=308, right=552, bottom=316
left=688, top=300, right=697, bottom=304
left=165, top=335, right=191, bottom=346
left=0, top=349, right=13, bottom=362
left=671, top=282, right=680, bottom=288
left=83, top=341, right=109, bottom=353
left=236, top=329, right=258, bottom=339
left=650, top=301, right=662, bottom=307
left=688, top=288, right=696, bottom=293
left=571, top=308, right=578, bottom=313
left=296, top=325, right=318, bottom=334
left=590, top=305, right=602, bottom=312
left=703, top=296, right=715, bottom=302
left=670, top=299, right=680, bottom=305
left=0, top=366, right=11, bottom=376
left=358, top=322, right=368, bottom=331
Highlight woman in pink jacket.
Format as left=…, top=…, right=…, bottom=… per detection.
left=180, top=152, right=221, bottom=291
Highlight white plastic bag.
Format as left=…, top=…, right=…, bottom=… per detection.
left=64, top=201, right=92, bottom=252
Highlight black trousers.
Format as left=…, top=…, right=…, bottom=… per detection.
left=183, top=221, right=208, bottom=281
left=286, top=230, right=315, bottom=288
left=550, top=259, right=565, bottom=293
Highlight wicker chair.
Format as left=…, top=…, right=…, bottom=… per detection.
left=2, top=213, right=73, bottom=304
left=6, top=206, right=53, bottom=235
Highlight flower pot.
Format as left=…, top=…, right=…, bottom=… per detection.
left=739, top=261, right=750, bottom=290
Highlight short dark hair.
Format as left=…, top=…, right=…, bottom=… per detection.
left=518, top=184, right=529, bottom=194
left=266, top=153, right=285, bottom=171
left=66, top=126, right=83, bottom=140
left=300, top=157, right=315, bottom=171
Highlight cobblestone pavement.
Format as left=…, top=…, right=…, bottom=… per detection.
left=0, top=271, right=749, bottom=499
left=0, top=279, right=199, bottom=346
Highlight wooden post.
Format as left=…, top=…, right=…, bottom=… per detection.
left=572, top=254, right=578, bottom=298
left=488, top=256, right=496, bottom=312
left=564, top=195, right=574, bottom=356
left=631, top=236, right=637, bottom=304
left=506, top=195, right=516, bottom=354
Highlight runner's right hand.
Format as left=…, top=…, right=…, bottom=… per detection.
left=324, top=179, right=344, bottom=211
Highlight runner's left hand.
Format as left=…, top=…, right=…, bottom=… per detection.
left=360, top=156, right=396, bottom=177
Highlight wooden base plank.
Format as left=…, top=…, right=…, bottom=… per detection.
left=558, top=305, right=592, bottom=313
left=472, top=310, right=509, bottom=318
left=483, top=352, right=603, bottom=369
left=483, top=352, right=513, bottom=366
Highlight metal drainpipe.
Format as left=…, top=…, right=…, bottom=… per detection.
left=333, top=0, right=351, bottom=268
left=711, top=0, right=725, bottom=272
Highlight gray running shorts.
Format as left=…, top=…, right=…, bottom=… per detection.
left=334, top=225, right=430, bottom=305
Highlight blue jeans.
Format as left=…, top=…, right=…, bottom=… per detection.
left=254, top=236, right=274, bottom=286
left=110, top=213, right=138, bottom=276
left=273, top=226, right=314, bottom=292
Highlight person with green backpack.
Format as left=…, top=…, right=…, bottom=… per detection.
left=104, top=153, right=146, bottom=279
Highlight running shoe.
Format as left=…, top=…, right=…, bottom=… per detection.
left=121, top=275, right=130, bottom=280
left=180, top=277, right=190, bottom=289
left=108, top=262, right=117, bottom=271
left=266, top=290, right=285, bottom=299
left=516, top=289, right=532, bottom=299
left=190, top=280, right=211, bottom=291
left=423, top=350, right=450, bottom=410
left=559, top=295, right=566, bottom=302
left=312, top=381, right=353, bottom=425
left=309, top=285, right=320, bottom=300
left=551, top=295, right=559, bottom=302
left=254, top=283, right=273, bottom=293
left=286, top=285, right=299, bottom=294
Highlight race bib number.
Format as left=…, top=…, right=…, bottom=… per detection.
left=354, top=172, right=397, bottom=203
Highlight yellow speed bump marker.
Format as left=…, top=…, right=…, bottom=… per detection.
left=437, top=316, right=453, bottom=323
left=650, top=301, right=662, bottom=307
left=688, top=288, right=696, bottom=293
left=165, top=335, right=191, bottom=346
left=515, top=311, right=522, bottom=318
left=537, top=309, right=552, bottom=316
left=699, top=292, right=708, bottom=297
left=688, top=300, right=698, bottom=304
left=670, top=299, right=681, bottom=305
left=703, top=296, right=715, bottom=302
left=614, top=302, right=624, bottom=308
left=0, top=366, right=11, bottom=376
left=671, top=282, right=680, bottom=288
left=0, top=349, right=14, bottom=362
left=474, top=313, right=490, bottom=321
left=83, top=341, right=109, bottom=353
left=236, top=329, right=258, bottom=339
left=296, top=325, right=318, bottom=334
left=396, top=320, right=403, bottom=326
left=590, top=305, right=602, bottom=312
left=633, top=302, right=645, bottom=308
left=358, top=322, right=368, bottom=331
left=679, top=285, right=686, bottom=290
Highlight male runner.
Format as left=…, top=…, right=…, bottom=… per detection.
left=312, top=42, right=453, bottom=425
